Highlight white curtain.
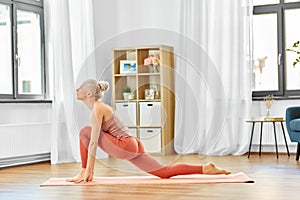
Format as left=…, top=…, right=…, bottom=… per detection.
left=174, top=0, right=252, bottom=155
left=44, top=0, right=100, bottom=164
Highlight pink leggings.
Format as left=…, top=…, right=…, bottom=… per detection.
left=80, top=126, right=202, bottom=178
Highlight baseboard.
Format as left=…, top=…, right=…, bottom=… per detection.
left=0, top=153, right=50, bottom=169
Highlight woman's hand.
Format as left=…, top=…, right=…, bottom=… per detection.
left=66, top=168, right=94, bottom=183
left=66, top=168, right=86, bottom=183
left=83, top=169, right=94, bottom=182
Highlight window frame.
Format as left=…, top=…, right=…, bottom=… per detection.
left=13, top=0, right=43, bottom=7
left=252, top=0, right=300, bottom=100
left=0, top=0, right=46, bottom=101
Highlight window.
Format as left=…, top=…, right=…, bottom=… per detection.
left=252, top=0, right=300, bottom=99
left=0, top=0, right=45, bottom=100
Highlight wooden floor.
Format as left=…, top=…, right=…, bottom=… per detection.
left=1, top=153, right=300, bottom=200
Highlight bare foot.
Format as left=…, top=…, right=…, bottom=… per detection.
left=202, top=162, right=231, bottom=175
left=66, top=169, right=86, bottom=183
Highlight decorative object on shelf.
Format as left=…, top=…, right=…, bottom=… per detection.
left=154, top=88, right=160, bottom=99
left=150, top=84, right=160, bottom=99
left=144, top=55, right=160, bottom=73
left=264, top=94, right=274, bottom=119
left=286, top=40, right=300, bottom=67
left=144, top=89, right=154, bottom=100
left=128, top=93, right=135, bottom=100
left=123, top=85, right=132, bottom=100
left=120, top=60, right=137, bottom=74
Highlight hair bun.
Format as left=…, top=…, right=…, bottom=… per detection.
left=98, top=81, right=109, bottom=92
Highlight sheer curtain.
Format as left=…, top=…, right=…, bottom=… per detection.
left=174, top=0, right=252, bottom=155
left=44, top=0, right=100, bottom=164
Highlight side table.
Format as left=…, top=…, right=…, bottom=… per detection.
left=246, top=117, right=290, bottom=159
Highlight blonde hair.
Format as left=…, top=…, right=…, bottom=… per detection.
left=84, top=79, right=109, bottom=100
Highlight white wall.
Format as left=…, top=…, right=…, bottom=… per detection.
left=92, top=0, right=180, bottom=46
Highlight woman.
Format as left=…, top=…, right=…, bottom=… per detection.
left=67, top=79, right=230, bottom=183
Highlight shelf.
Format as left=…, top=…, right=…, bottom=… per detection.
left=138, top=73, right=160, bottom=76
left=127, top=126, right=138, bottom=129
left=126, top=126, right=162, bottom=129
left=138, top=99, right=161, bottom=102
left=112, top=45, right=174, bottom=155
left=114, top=100, right=137, bottom=102
left=114, top=73, right=137, bottom=77
left=139, top=126, right=162, bottom=129
left=114, top=99, right=161, bottom=103
left=114, top=73, right=160, bottom=77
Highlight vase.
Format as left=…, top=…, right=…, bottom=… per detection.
left=150, top=64, right=159, bottom=73
left=123, top=93, right=131, bottom=100
left=265, top=100, right=273, bottom=119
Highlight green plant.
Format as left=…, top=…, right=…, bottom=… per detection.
left=286, top=41, right=300, bottom=67
left=123, top=85, right=131, bottom=93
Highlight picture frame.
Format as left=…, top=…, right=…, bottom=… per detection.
left=120, top=60, right=137, bottom=74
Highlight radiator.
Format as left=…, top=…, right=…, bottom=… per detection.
left=0, top=122, right=51, bottom=168
left=0, top=153, right=50, bottom=168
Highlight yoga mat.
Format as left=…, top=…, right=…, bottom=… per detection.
left=40, top=172, right=254, bottom=186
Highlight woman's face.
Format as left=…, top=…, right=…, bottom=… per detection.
left=76, top=83, right=89, bottom=100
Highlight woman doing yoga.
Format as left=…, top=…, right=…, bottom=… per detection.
left=67, top=79, right=230, bottom=183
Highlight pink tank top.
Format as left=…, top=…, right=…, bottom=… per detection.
left=101, top=113, right=130, bottom=138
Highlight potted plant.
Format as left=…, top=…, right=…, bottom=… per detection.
left=286, top=41, right=300, bottom=67
left=123, top=85, right=132, bottom=100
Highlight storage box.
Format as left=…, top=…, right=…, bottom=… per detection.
left=139, top=128, right=161, bottom=153
left=115, top=102, right=136, bottom=126
left=139, top=102, right=161, bottom=126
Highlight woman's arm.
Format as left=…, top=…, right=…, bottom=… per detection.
left=84, top=110, right=103, bottom=182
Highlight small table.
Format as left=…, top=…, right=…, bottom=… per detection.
left=246, top=117, right=290, bottom=159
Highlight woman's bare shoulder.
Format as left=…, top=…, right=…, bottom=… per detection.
left=94, top=101, right=112, bottom=113
left=93, top=101, right=113, bottom=122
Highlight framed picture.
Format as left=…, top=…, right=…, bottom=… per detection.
left=120, top=60, right=137, bottom=74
